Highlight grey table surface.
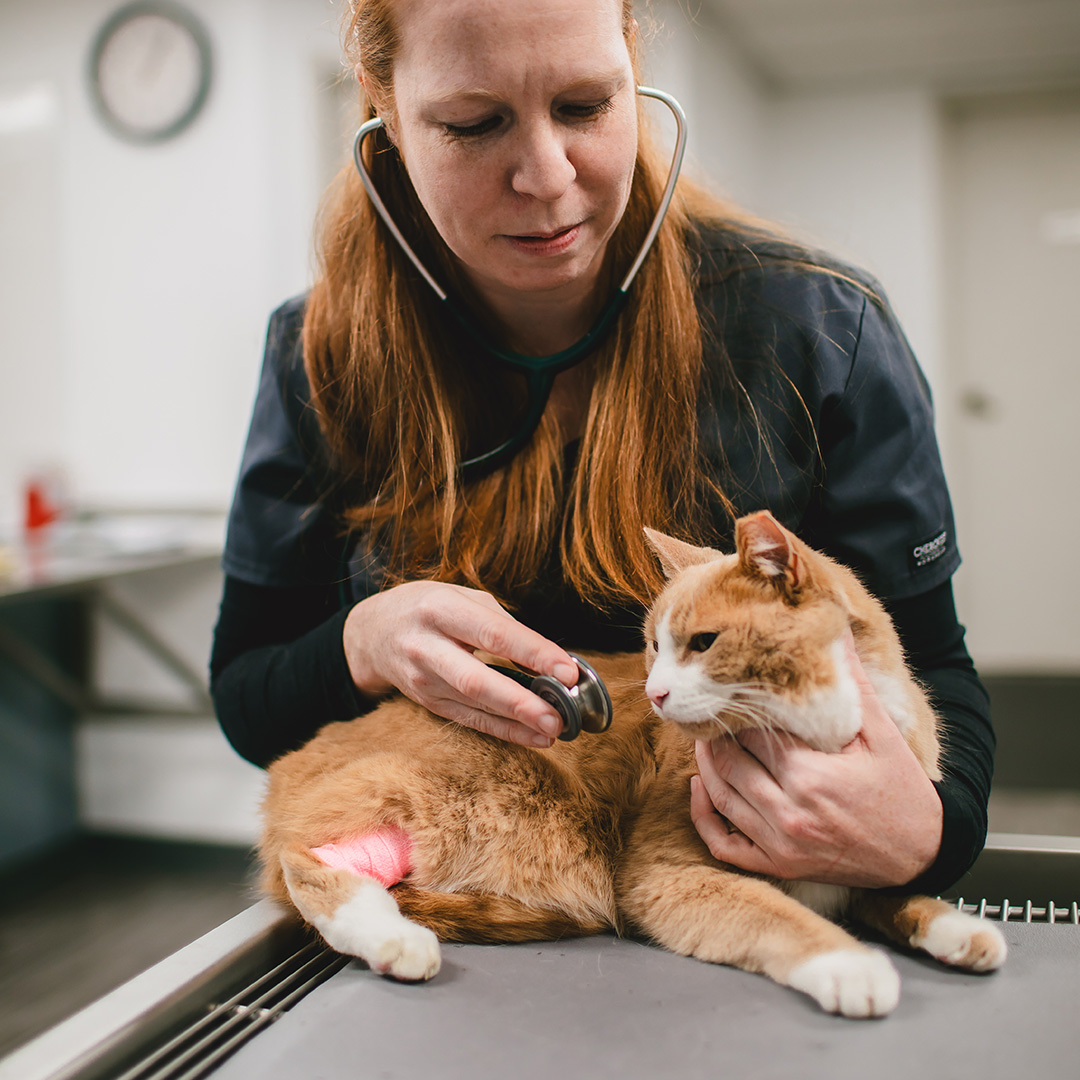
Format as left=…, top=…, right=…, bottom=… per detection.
left=209, top=922, right=1079, bottom=1079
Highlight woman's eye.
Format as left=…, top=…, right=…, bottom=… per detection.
left=688, top=632, right=718, bottom=653
left=442, top=116, right=502, bottom=139
left=560, top=97, right=615, bottom=121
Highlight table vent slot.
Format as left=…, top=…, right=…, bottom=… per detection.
left=951, top=898, right=1080, bottom=924
left=111, top=941, right=348, bottom=1080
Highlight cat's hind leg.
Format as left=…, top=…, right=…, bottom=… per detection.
left=278, top=837, right=441, bottom=981
left=854, top=892, right=1007, bottom=973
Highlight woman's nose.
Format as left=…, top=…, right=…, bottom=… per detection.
left=510, top=123, right=576, bottom=201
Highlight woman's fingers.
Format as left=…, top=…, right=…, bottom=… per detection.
left=343, top=580, right=576, bottom=741
left=731, top=727, right=811, bottom=785
left=440, top=587, right=580, bottom=686
left=689, top=776, right=774, bottom=874
left=696, top=733, right=785, bottom=817
left=693, top=738, right=775, bottom=844
left=421, top=640, right=564, bottom=737
left=839, top=631, right=906, bottom=753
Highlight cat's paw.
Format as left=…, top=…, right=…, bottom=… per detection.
left=787, top=948, right=900, bottom=1018
left=311, top=881, right=442, bottom=981
left=369, top=920, right=442, bottom=982
left=912, top=911, right=1007, bottom=972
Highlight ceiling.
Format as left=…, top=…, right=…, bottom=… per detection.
left=703, top=0, right=1080, bottom=94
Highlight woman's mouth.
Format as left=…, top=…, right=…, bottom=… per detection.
left=504, top=223, right=581, bottom=255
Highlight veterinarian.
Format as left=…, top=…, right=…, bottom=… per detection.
left=212, top=0, right=993, bottom=898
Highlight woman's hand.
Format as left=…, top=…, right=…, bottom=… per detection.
left=343, top=581, right=580, bottom=748
left=689, top=633, right=943, bottom=888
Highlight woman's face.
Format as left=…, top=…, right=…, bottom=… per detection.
left=386, top=0, right=638, bottom=309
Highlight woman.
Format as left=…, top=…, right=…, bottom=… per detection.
left=212, top=0, right=993, bottom=896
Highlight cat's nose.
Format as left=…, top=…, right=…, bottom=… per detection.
left=648, top=688, right=669, bottom=709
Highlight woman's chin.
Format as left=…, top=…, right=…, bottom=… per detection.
left=482, top=254, right=604, bottom=300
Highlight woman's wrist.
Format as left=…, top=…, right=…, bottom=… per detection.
left=342, top=596, right=395, bottom=698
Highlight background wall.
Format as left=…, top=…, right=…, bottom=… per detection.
left=0, top=0, right=344, bottom=530
left=1, top=0, right=1077, bottom=847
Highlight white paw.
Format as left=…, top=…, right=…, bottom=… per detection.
left=788, top=948, right=900, bottom=1018
left=913, top=911, right=1007, bottom=972
left=312, top=881, right=442, bottom=981
left=367, top=919, right=442, bottom=981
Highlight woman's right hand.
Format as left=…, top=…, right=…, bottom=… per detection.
left=342, top=581, right=581, bottom=747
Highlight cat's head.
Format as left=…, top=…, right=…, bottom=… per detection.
left=642, top=511, right=861, bottom=751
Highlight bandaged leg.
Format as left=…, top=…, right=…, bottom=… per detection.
left=311, top=826, right=413, bottom=887
left=291, top=828, right=436, bottom=979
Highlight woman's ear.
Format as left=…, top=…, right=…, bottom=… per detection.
left=355, top=65, right=397, bottom=143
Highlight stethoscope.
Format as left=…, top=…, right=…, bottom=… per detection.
left=351, top=85, right=688, bottom=480
left=490, top=654, right=613, bottom=741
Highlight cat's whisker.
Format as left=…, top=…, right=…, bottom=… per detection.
left=704, top=714, right=735, bottom=739
left=715, top=697, right=776, bottom=727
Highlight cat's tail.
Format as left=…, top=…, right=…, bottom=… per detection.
left=391, top=883, right=605, bottom=943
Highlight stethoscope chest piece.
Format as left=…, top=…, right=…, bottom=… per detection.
left=493, top=653, right=613, bottom=742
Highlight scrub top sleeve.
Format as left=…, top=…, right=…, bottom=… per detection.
left=808, top=292, right=961, bottom=602
left=222, top=296, right=340, bottom=589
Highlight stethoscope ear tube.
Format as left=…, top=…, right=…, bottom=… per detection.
left=351, top=86, right=687, bottom=314
left=490, top=654, right=613, bottom=742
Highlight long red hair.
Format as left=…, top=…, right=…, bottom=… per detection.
left=304, top=0, right=757, bottom=609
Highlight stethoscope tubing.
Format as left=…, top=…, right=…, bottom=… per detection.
left=351, top=86, right=688, bottom=361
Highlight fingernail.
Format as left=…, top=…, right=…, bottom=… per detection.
left=530, top=733, right=554, bottom=748
left=554, top=662, right=579, bottom=686
left=538, top=712, right=562, bottom=737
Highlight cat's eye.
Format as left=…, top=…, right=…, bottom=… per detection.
left=688, top=632, right=718, bottom=653
left=650, top=639, right=658, bottom=652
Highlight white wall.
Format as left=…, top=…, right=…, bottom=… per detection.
left=645, top=7, right=947, bottom=399
left=0, top=0, right=344, bottom=534
left=645, top=0, right=767, bottom=208
left=757, top=88, right=947, bottom=395
left=0, top=81, right=65, bottom=537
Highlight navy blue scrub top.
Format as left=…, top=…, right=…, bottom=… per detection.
left=223, top=226, right=961, bottom=631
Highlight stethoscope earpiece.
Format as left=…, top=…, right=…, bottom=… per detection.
left=491, top=654, right=613, bottom=742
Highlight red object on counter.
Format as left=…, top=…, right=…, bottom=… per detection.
left=24, top=482, right=61, bottom=533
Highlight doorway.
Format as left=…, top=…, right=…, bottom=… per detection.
left=943, top=89, right=1080, bottom=675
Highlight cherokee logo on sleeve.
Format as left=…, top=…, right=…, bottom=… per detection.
left=911, top=529, right=949, bottom=569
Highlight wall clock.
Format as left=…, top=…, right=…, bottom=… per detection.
left=89, top=2, right=213, bottom=144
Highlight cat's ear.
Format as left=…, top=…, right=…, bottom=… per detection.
left=644, top=527, right=722, bottom=579
left=736, top=511, right=804, bottom=593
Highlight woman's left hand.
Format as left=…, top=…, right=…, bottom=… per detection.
left=689, top=633, right=943, bottom=889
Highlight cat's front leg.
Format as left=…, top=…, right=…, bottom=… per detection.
left=279, top=841, right=441, bottom=981
left=619, top=863, right=900, bottom=1018
left=854, top=892, right=1007, bottom=973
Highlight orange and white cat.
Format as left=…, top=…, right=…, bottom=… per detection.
left=259, top=511, right=1005, bottom=1018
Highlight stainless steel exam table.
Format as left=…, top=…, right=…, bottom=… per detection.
left=4, top=833, right=1079, bottom=1080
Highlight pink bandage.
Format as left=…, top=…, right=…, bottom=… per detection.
left=311, top=826, right=412, bottom=887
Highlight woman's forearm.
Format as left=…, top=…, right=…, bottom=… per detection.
left=210, top=576, right=367, bottom=767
